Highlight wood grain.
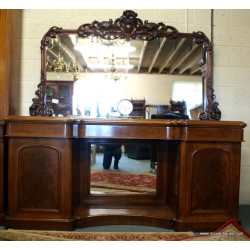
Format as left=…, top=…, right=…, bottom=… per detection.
left=4, top=117, right=247, bottom=231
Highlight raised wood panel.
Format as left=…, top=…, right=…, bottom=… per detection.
left=190, top=148, right=230, bottom=211
left=177, top=142, right=241, bottom=221
left=8, top=138, right=73, bottom=220
left=18, top=145, right=60, bottom=211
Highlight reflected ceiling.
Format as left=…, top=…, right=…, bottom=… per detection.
left=46, top=34, right=204, bottom=76
left=30, top=9, right=221, bottom=120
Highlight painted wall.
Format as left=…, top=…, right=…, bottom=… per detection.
left=10, top=9, right=211, bottom=115
left=10, top=9, right=250, bottom=204
left=213, top=10, right=250, bottom=205
left=71, top=73, right=201, bottom=117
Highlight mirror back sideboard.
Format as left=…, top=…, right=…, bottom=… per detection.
left=0, top=10, right=247, bottom=232
left=3, top=116, right=246, bottom=231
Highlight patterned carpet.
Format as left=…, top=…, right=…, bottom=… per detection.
left=0, top=230, right=194, bottom=241
left=183, top=219, right=250, bottom=241
left=0, top=219, right=249, bottom=241
left=91, top=170, right=156, bottom=194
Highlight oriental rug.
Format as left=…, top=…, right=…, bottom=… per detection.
left=0, top=219, right=249, bottom=241
left=182, top=219, right=250, bottom=241
left=0, top=230, right=194, bottom=241
left=90, top=170, right=156, bottom=194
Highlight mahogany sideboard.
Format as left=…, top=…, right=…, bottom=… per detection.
left=1, top=116, right=247, bottom=231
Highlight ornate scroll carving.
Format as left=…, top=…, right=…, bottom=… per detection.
left=192, top=31, right=221, bottom=120
left=29, top=10, right=221, bottom=120
left=29, top=73, right=53, bottom=116
left=77, top=10, right=179, bottom=41
left=41, top=26, right=63, bottom=50
left=30, top=27, right=63, bottom=116
left=199, top=77, right=221, bottom=120
left=193, top=31, right=212, bottom=53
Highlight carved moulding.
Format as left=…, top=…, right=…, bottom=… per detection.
left=192, top=31, right=221, bottom=120
left=29, top=26, right=63, bottom=116
left=29, top=73, right=53, bottom=116
left=29, top=10, right=221, bottom=120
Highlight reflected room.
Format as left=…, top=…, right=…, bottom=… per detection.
left=45, top=35, right=203, bottom=120
left=90, top=142, right=158, bottom=195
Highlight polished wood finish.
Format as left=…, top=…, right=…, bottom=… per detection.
left=5, top=117, right=76, bottom=230
left=0, top=10, right=12, bottom=118
left=0, top=121, right=5, bottom=225
left=4, top=116, right=246, bottom=231
left=175, top=141, right=242, bottom=231
left=0, top=9, right=245, bottom=232
left=29, top=10, right=221, bottom=120
left=74, top=205, right=175, bottom=229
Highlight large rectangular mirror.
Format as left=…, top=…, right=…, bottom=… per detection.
left=90, top=143, right=157, bottom=195
left=45, top=35, right=203, bottom=119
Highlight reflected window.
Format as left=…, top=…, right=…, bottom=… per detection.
left=172, top=81, right=202, bottom=118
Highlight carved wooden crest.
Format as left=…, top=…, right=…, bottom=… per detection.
left=29, top=10, right=221, bottom=120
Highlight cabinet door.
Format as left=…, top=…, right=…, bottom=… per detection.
left=45, top=85, right=57, bottom=113
left=7, top=138, right=73, bottom=222
left=46, top=81, right=73, bottom=116
left=58, top=85, right=72, bottom=116
left=175, top=141, right=241, bottom=231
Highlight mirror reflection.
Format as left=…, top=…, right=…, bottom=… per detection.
left=45, top=35, right=204, bottom=119
left=46, top=35, right=204, bottom=76
left=90, top=143, right=157, bottom=195
left=30, top=9, right=221, bottom=120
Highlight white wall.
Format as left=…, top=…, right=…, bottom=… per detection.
left=213, top=10, right=250, bottom=204
left=11, top=9, right=211, bottom=115
left=11, top=9, right=250, bottom=204
left=71, top=73, right=200, bottom=117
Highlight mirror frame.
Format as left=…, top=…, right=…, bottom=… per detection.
left=82, top=138, right=167, bottom=204
left=29, top=10, right=221, bottom=120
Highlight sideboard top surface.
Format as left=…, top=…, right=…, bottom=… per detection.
left=4, top=116, right=247, bottom=141
left=4, top=116, right=247, bottom=127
